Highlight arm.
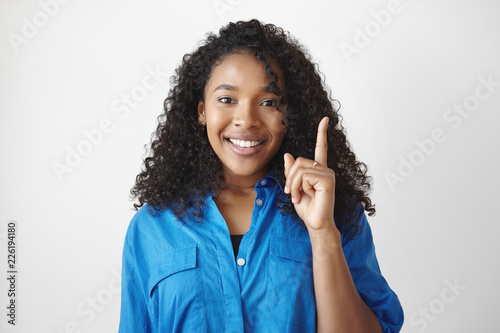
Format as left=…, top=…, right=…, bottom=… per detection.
left=119, top=234, right=152, bottom=333
left=284, top=117, right=389, bottom=332
left=308, top=225, right=382, bottom=333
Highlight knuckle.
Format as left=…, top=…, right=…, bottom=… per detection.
left=293, top=165, right=304, bottom=175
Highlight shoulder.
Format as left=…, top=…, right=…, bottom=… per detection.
left=126, top=204, right=173, bottom=236
left=340, top=202, right=372, bottom=247
left=123, top=204, right=191, bottom=253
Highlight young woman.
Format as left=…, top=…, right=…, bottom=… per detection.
left=119, top=19, right=404, bottom=332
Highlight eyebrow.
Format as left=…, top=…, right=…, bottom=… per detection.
left=212, top=84, right=273, bottom=93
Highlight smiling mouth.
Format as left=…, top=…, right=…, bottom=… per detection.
left=226, top=138, right=264, bottom=148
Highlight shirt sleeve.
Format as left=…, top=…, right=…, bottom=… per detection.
left=118, top=224, right=153, bottom=333
left=341, top=205, right=404, bottom=333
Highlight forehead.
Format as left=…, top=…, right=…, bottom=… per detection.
left=205, top=51, right=284, bottom=93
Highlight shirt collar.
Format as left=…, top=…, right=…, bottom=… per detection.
left=255, top=169, right=283, bottom=192
left=207, top=169, right=283, bottom=197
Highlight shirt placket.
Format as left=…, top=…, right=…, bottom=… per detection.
left=234, top=178, right=268, bottom=272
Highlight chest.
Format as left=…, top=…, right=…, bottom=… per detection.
left=215, top=192, right=256, bottom=234
left=147, top=208, right=316, bottom=332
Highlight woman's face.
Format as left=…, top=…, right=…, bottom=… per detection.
left=198, top=51, right=286, bottom=182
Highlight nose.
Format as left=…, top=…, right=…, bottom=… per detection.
left=233, top=102, right=261, bottom=129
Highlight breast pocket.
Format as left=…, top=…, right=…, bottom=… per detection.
left=265, top=235, right=316, bottom=329
left=148, top=244, right=205, bottom=332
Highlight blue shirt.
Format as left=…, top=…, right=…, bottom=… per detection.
left=119, top=173, right=404, bottom=332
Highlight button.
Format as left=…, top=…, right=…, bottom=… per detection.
left=256, top=199, right=263, bottom=206
left=260, top=179, right=267, bottom=186
left=237, top=258, right=246, bottom=266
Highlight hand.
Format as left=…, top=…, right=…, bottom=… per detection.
left=283, top=117, right=337, bottom=231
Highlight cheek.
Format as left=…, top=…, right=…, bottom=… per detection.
left=275, top=131, right=286, bottom=148
left=270, top=114, right=287, bottom=137
left=272, top=125, right=286, bottom=149
left=205, top=111, right=226, bottom=138
left=206, top=127, right=222, bottom=150
left=266, top=109, right=286, bottom=127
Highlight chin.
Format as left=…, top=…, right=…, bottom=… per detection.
left=225, top=165, right=268, bottom=177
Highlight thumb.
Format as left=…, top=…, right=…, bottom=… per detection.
left=283, top=153, right=295, bottom=176
left=283, top=153, right=295, bottom=193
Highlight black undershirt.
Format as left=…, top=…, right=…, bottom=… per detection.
left=229, top=234, right=244, bottom=259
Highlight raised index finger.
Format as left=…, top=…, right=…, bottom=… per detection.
left=314, top=117, right=329, bottom=166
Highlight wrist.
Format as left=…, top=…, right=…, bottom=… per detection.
left=307, top=223, right=342, bottom=248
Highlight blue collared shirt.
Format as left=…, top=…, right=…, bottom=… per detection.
left=119, top=174, right=404, bottom=332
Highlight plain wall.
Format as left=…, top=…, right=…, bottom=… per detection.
left=1, top=0, right=499, bottom=332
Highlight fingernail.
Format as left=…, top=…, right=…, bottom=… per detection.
left=291, top=196, right=295, bottom=203
left=284, top=185, right=289, bottom=193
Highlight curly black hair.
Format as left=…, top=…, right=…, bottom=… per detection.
left=131, top=19, right=375, bottom=238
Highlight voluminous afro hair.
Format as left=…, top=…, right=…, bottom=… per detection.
left=131, top=19, right=375, bottom=238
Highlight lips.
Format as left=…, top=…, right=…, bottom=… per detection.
left=225, top=136, right=267, bottom=156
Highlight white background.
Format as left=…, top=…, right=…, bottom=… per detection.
left=1, top=0, right=499, bottom=332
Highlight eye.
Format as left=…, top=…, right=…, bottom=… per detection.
left=218, top=97, right=235, bottom=104
left=261, top=99, right=278, bottom=107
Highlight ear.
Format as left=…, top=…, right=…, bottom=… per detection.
left=197, top=101, right=206, bottom=125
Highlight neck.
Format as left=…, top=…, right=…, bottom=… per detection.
left=221, top=166, right=270, bottom=195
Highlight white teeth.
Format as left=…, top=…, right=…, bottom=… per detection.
left=228, top=139, right=262, bottom=148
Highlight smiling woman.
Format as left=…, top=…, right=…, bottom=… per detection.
left=199, top=51, right=286, bottom=185
left=198, top=51, right=287, bottom=236
left=119, top=19, right=404, bottom=332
